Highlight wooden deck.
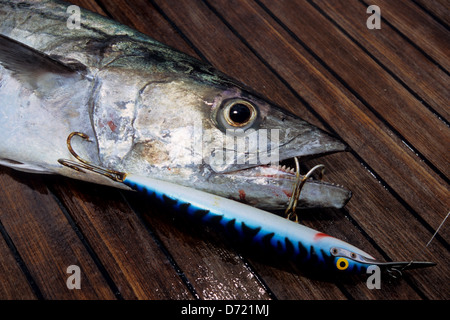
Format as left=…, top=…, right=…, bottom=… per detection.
left=0, top=0, right=448, bottom=300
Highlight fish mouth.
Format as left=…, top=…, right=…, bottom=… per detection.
left=207, top=123, right=352, bottom=210
left=221, top=157, right=352, bottom=210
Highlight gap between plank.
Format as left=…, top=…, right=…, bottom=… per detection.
left=118, top=191, right=201, bottom=300
left=0, top=218, right=44, bottom=299
left=309, top=0, right=449, bottom=128
left=411, top=0, right=450, bottom=31
left=147, top=0, right=211, bottom=63
left=358, top=0, right=450, bottom=77
left=47, top=185, right=124, bottom=300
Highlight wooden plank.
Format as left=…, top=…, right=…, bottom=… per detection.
left=152, top=0, right=446, bottom=299
left=93, top=0, right=197, bottom=62
left=414, top=0, right=450, bottom=28
left=259, top=0, right=449, bottom=179
left=0, top=169, right=117, bottom=299
left=127, top=193, right=272, bottom=300
left=365, top=0, right=450, bottom=71
left=48, top=178, right=193, bottom=299
left=0, top=228, right=37, bottom=299
left=313, top=0, right=450, bottom=122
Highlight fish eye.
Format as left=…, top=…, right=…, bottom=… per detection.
left=218, top=99, right=258, bottom=130
left=229, top=103, right=251, bottom=124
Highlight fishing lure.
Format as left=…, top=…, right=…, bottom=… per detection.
left=59, top=132, right=435, bottom=275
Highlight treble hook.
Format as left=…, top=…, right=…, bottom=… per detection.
left=387, top=266, right=403, bottom=279
left=285, top=158, right=325, bottom=222
left=58, top=132, right=126, bottom=182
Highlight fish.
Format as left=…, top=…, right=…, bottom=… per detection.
left=58, top=132, right=436, bottom=275
left=0, top=0, right=351, bottom=211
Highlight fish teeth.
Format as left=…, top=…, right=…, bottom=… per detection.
left=327, top=182, right=345, bottom=188
left=265, top=164, right=297, bottom=175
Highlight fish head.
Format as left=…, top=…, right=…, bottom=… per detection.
left=93, top=57, right=351, bottom=210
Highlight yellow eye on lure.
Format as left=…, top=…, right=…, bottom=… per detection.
left=58, top=132, right=436, bottom=276
left=336, top=258, right=349, bottom=271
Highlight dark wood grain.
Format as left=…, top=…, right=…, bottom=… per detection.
left=48, top=178, right=193, bottom=299
left=0, top=229, right=37, bottom=299
left=127, top=193, right=272, bottom=300
left=365, top=0, right=450, bottom=71
left=414, top=0, right=450, bottom=28
left=314, top=0, right=450, bottom=122
left=0, top=170, right=116, bottom=299
left=0, top=0, right=448, bottom=300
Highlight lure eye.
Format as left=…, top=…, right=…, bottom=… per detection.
left=217, top=98, right=258, bottom=130
left=336, top=258, right=349, bottom=271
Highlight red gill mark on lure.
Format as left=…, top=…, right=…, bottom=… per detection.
left=314, top=232, right=332, bottom=241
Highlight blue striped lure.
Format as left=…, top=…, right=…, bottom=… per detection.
left=124, top=173, right=376, bottom=273
left=59, top=132, right=435, bottom=276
